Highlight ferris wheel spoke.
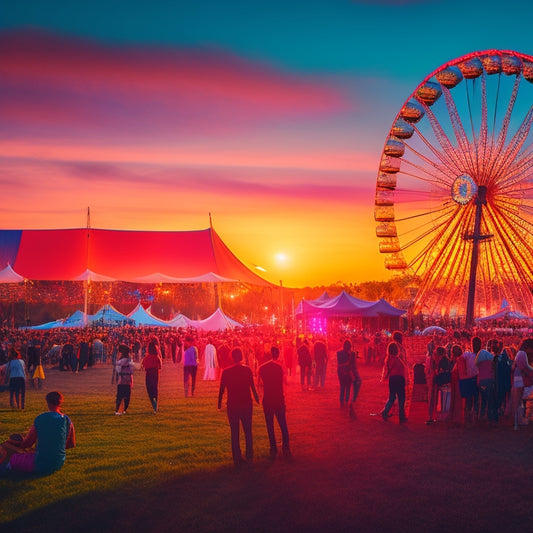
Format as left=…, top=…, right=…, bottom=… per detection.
left=485, top=206, right=533, bottom=281
left=441, top=86, right=477, bottom=176
left=403, top=143, right=454, bottom=181
left=496, top=201, right=533, bottom=233
left=496, top=158, right=533, bottom=195
left=494, top=73, right=522, bottom=154
left=491, top=106, right=533, bottom=186
left=399, top=159, right=452, bottom=188
left=478, top=71, right=490, bottom=178
left=406, top=206, right=470, bottom=269
left=394, top=204, right=451, bottom=223
left=420, top=104, right=465, bottom=173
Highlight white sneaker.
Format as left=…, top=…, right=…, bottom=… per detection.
left=115, top=411, right=122, bottom=415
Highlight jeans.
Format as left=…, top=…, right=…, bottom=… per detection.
left=383, top=375, right=406, bottom=421
left=479, top=379, right=498, bottom=422
left=9, top=377, right=25, bottom=409
left=184, top=365, right=198, bottom=396
left=263, top=405, right=290, bottom=454
left=227, top=405, right=253, bottom=465
left=338, top=373, right=352, bottom=406
left=116, top=384, right=131, bottom=412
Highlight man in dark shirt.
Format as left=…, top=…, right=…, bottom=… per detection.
left=258, top=346, right=291, bottom=459
left=218, top=348, right=259, bottom=468
left=297, top=340, right=312, bottom=391
left=313, top=338, right=328, bottom=388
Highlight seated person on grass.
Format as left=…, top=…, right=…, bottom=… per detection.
left=0, top=391, right=75, bottom=475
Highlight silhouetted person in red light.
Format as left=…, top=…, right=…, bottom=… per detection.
left=218, top=347, right=259, bottom=468
left=258, top=345, right=291, bottom=459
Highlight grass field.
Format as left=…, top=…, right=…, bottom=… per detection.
left=1, top=360, right=533, bottom=533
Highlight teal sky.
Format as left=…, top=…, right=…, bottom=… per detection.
left=1, top=0, right=533, bottom=286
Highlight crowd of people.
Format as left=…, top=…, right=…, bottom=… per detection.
left=2, top=322, right=533, bottom=474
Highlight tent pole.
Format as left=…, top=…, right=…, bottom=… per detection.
left=84, top=279, right=89, bottom=325
left=279, top=280, right=284, bottom=332
left=84, top=207, right=91, bottom=326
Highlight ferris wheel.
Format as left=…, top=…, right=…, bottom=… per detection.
left=375, top=50, right=533, bottom=323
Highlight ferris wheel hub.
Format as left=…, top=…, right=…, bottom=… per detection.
left=451, top=175, right=478, bottom=205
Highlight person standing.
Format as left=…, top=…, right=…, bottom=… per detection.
left=349, top=344, right=362, bottom=419
left=511, top=339, right=533, bottom=429
left=141, top=340, right=163, bottom=413
left=476, top=342, right=497, bottom=423
left=336, top=340, right=353, bottom=408
left=183, top=336, right=199, bottom=397
left=459, top=336, right=480, bottom=424
left=313, top=338, right=328, bottom=388
left=218, top=347, right=259, bottom=468
left=203, top=338, right=217, bottom=381
left=115, top=344, right=134, bottom=415
left=4, top=349, right=26, bottom=409
left=381, top=341, right=408, bottom=423
left=297, top=339, right=312, bottom=391
left=1, top=391, right=75, bottom=475
left=258, top=346, right=291, bottom=459
left=77, top=336, right=89, bottom=371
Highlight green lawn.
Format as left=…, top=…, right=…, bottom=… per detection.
left=1, top=362, right=533, bottom=533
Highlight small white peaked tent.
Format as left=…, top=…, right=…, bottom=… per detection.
left=0, top=264, right=24, bottom=283
left=91, top=304, right=133, bottom=325
left=167, top=313, right=191, bottom=328
left=127, top=303, right=173, bottom=327
left=187, top=308, right=241, bottom=331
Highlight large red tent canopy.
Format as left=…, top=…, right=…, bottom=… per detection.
left=0, top=226, right=272, bottom=286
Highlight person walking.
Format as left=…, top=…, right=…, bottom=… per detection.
left=381, top=341, right=408, bottom=423
left=313, top=338, right=328, bottom=388
left=141, top=339, right=163, bottom=413
left=183, top=336, right=199, bottom=397
left=336, top=340, right=353, bottom=409
left=349, top=343, right=362, bottom=419
left=115, top=344, right=134, bottom=415
left=218, top=347, right=259, bottom=468
left=297, top=339, right=313, bottom=391
left=258, top=345, right=291, bottom=459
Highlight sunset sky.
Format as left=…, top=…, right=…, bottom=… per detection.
left=2, top=0, right=533, bottom=287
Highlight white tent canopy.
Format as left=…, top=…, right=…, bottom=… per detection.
left=132, top=271, right=237, bottom=284
left=127, top=303, right=174, bottom=327
left=187, top=308, right=241, bottom=331
left=0, top=264, right=24, bottom=283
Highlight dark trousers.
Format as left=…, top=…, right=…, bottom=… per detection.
left=300, top=364, right=312, bottom=389
left=352, top=372, right=362, bottom=403
left=314, top=363, right=327, bottom=387
left=479, top=379, right=498, bottom=421
left=263, top=405, right=289, bottom=453
left=338, top=373, right=351, bottom=405
left=184, top=365, right=198, bottom=395
left=227, top=405, right=253, bottom=465
left=9, top=377, right=25, bottom=409
left=116, top=384, right=131, bottom=412
left=383, top=375, right=406, bottom=421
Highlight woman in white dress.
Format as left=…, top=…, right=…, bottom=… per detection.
left=203, top=339, right=217, bottom=380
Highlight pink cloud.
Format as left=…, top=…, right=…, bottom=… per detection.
left=0, top=29, right=351, bottom=138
